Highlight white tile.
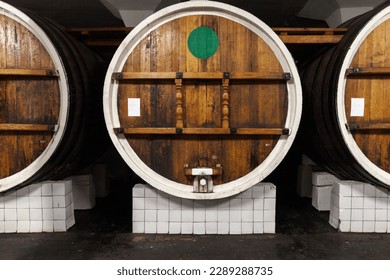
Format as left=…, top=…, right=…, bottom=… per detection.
left=17, top=197, right=29, bottom=209
left=205, top=200, right=219, bottom=210
left=363, top=209, right=375, bottom=221
left=157, top=197, right=169, bottom=210
left=30, top=209, right=43, bottom=221
left=194, top=209, right=205, bottom=222
left=205, top=222, right=217, bottom=234
left=242, top=211, right=253, bottom=222
left=169, top=210, right=181, bottom=222
left=217, top=210, right=229, bottom=222
left=264, top=198, right=276, bottom=210
left=29, top=184, right=42, bottom=197
left=264, top=222, right=276, bottom=233
left=242, top=223, right=254, bottom=234
left=375, top=209, right=387, bottom=221
left=229, top=199, right=241, bottom=210
left=53, top=208, right=66, bottom=220
left=144, top=197, right=157, bottom=210
left=53, top=196, right=67, bottom=208
left=17, top=221, right=30, bottom=233
left=169, top=197, right=182, bottom=209
left=339, top=220, right=351, bottom=232
left=264, top=210, right=276, bottom=222
left=0, top=221, right=4, bottom=233
left=29, top=197, right=42, bottom=209
left=217, top=199, right=230, bottom=209
left=42, top=197, right=53, bottom=209
left=194, top=222, right=207, bottom=235
left=252, top=185, right=264, bottom=198
left=240, top=188, right=253, bottom=199
left=254, top=222, right=264, bottom=234
left=329, top=216, right=339, bottom=229
left=340, top=197, right=352, bottom=209
left=182, top=223, right=193, bottom=234
left=157, top=222, right=169, bottom=234
left=17, top=187, right=29, bottom=198
left=339, top=209, right=351, bottom=221
left=205, top=209, right=217, bottom=222
left=66, top=216, right=75, bottom=230
left=375, top=221, right=387, bottom=233
left=157, top=210, right=169, bottom=222
left=0, top=209, right=4, bottom=221
left=144, top=222, right=157, bottom=234
left=242, top=199, right=254, bottom=210
left=229, top=222, right=242, bottom=234
left=363, top=184, right=376, bottom=197
left=17, top=209, right=30, bottom=221
left=145, top=210, right=157, bottom=222
left=254, top=199, right=264, bottom=210
left=254, top=210, right=264, bottom=222
left=133, top=198, right=145, bottom=210
left=264, top=185, right=277, bottom=198
left=194, top=200, right=206, bottom=209
left=0, top=196, right=4, bottom=208
left=182, top=210, right=193, bottom=222
left=182, top=199, right=193, bottom=209
left=375, top=187, right=388, bottom=198
left=54, top=220, right=67, bottom=232
left=132, top=184, right=145, bottom=198
left=66, top=204, right=73, bottom=219
left=41, top=183, right=53, bottom=196
left=43, top=209, right=54, bottom=221
left=157, top=189, right=170, bottom=198
left=351, top=209, right=363, bottom=221
left=217, top=222, right=229, bottom=234
left=30, top=221, right=43, bottom=233
left=351, top=184, right=364, bottom=197
left=5, top=209, right=17, bottom=221
left=350, top=221, right=363, bottom=232
left=229, top=210, right=241, bottom=222
left=362, top=221, right=375, bottom=233
left=312, top=172, right=337, bottom=186
left=376, top=198, right=387, bottom=209
left=52, top=181, right=72, bottom=196
left=4, top=195, right=17, bottom=209
left=339, top=183, right=352, bottom=197
left=4, top=221, right=17, bottom=233
left=144, top=186, right=158, bottom=198
left=351, top=197, right=363, bottom=209
left=132, top=222, right=144, bottom=233
left=169, top=222, right=181, bottom=234
left=388, top=222, right=390, bottom=233
left=42, top=221, right=54, bottom=232
left=363, top=197, right=376, bottom=209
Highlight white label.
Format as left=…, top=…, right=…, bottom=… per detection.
left=350, top=98, right=365, bottom=117
left=128, top=98, right=140, bottom=117
left=192, top=168, right=213, bottom=176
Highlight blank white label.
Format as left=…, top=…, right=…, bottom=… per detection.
left=128, top=98, right=141, bottom=117
left=350, top=98, right=365, bottom=117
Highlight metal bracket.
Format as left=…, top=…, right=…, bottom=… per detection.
left=185, top=166, right=223, bottom=193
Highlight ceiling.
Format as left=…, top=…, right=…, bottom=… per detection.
left=2, top=0, right=387, bottom=28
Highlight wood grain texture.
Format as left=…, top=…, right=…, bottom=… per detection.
left=117, top=15, right=287, bottom=185
left=0, top=14, right=60, bottom=179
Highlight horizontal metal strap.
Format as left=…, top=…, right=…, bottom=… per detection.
left=346, top=123, right=390, bottom=131
left=346, top=67, right=390, bottom=76
left=112, top=71, right=291, bottom=81
left=0, top=123, right=58, bottom=132
left=114, top=127, right=290, bottom=136
left=0, top=68, right=58, bottom=77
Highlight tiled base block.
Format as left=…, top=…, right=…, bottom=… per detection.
left=0, top=181, right=75, bottom=233
left=132, top=183, right=276, bottom=234
left=330, top=181, right=390, bottom=233
left=311, top=172, right=338, bottom=211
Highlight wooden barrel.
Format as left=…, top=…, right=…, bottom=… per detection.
left=301, top=2, right=390, bottom=188
left=0, top=1, right=106, bottom=192
left=104, top=1, right=302, bottom=199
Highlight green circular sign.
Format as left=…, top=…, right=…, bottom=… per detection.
left=188, top=27, right=219, bottom=59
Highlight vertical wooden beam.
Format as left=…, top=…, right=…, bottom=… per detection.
left=175, top=72, right=184, bottom=129
left=222, top=72, right=230, bottom=129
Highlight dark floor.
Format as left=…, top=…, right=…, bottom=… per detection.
left=0, top=181, right=389, bottom=260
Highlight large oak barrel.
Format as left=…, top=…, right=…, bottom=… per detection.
left=0, top=1, right=106, bottom=192
left=104, top=1, right=302, bottom=199
left=301, top=2, right=390, bottom=188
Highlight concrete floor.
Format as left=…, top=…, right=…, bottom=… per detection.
left=0, top=182, right=389, bottom=260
